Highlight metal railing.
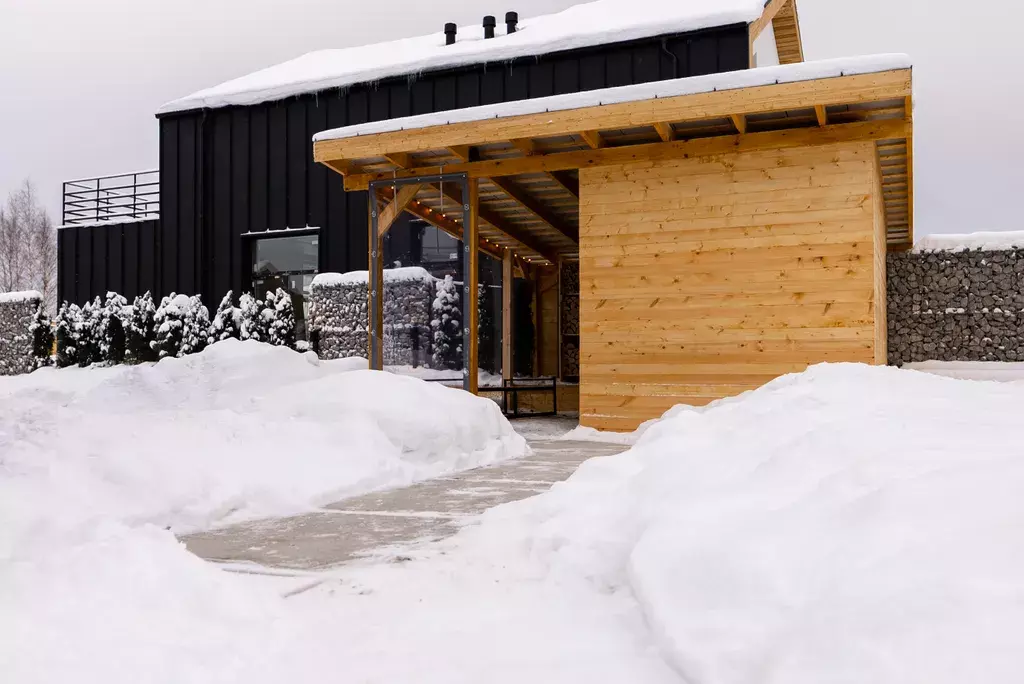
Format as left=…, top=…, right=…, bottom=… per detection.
left=62, top=170, right=159, bottom=225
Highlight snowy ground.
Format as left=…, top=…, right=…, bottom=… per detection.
left=0, top=340, right=525, bottom=556
left=4, top=359, right=1024, bottom=683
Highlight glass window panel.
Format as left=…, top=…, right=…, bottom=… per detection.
left=253, top=234, right=319, bottom=275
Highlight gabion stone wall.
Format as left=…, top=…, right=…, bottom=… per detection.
left=887, top=250, right=1024, bottom=364
left=0, top=291, right=41, bottom=376
left=310, top=268, right=434, bottom=365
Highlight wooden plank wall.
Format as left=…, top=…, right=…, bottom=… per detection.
left=579, top=141, right=884, bottom=431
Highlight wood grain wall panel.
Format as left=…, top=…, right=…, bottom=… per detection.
left=578, top=141, right=882, bottom=431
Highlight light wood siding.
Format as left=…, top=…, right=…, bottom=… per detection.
left=872, top=147, right=888, bottom=363
left=579, top=141, right=882, bottom=431
left=536, top=265, right=560, bottom=377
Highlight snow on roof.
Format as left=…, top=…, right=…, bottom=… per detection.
left=914, top=231, right=1024, bottom=253
left=314, top=54, right=913, bottom=143
left=312, top=267, right=435, bottom=288
left=57, top=217, right=158, bottom=230
left=0, top=290, right=42, bottom=304
left=159, top=0, right=767, bottom=115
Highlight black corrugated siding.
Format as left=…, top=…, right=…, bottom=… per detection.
left=59, top=24, right=749, bottom=307
left=56, top=219, right=160, bottom=305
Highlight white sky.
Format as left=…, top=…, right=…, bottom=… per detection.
left=0, top=0, right=1017, bottom=237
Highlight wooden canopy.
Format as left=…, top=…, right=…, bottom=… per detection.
left=314, top=67, right=914, bottom=256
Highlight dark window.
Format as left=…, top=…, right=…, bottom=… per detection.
left=251, top=232, right=319, bottom=339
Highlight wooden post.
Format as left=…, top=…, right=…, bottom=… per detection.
left=531, top=267, right=541, bottom=376
left=465, top=179, right=480, bottom=394
left=368, top=187, right=384, bottom=369
left=502, top=249, right=514, bottom=381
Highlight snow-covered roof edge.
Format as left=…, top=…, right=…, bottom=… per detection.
left=0, top=290, right=42, bottom=304
left=314, top=54, right=912, bottom=143
left=158, top=0, right=767, bottom=115
left=58, top=216, right=158, bottom=230
left=914, top=231, right=1024, bottom=253
left=312, top=267, right=436, bottom=288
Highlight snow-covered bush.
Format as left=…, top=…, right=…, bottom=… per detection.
left=238, top=293, right=266, bottom=342
left=99, top=292, right=128, bottom=365
left=180, top=295, right=211, bottom=356
left=268, top=288, right=296, bottom=348
left=76, top=297, right=103, bottom=367
left=28, top=304, right=54, bottom=368
left=431, top=275, right=462, bottom=370
left=152, top=294, right=187, bottom=359
left=152, top=293, right=211, bottom=359
left=126, top=292, right=157, bottom=364
left=54, top=303, right=79, bottom=368
left=210, top=291, right=241, bottom=342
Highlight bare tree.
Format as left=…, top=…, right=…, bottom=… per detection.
left=0, top=180, right=58, bottom=310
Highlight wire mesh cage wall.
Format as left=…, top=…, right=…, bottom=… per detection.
left=62, top=170, right=160, bottom=225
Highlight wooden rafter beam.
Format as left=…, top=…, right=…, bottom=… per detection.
left=549, top=171, right=579, bottom=200
left=509, top=138, right=537, bottom=156
left=377, top=183, right=423, bottom=236
left=750, top=0, right=790, bottom=42
left=653, top=122, right=675, bottom=143
left=488, top=176, right=578, bottom=244
left=384, top=152, right=411, bottom=168
left=379, top=186, right=503, bottom=261
left=447, top=145, right=471, bottom=162
left=344, top=119, right=908, bottom=190
left=730, top=114, right=747, bottom=134
left=430, top=183, right=560, bottom=264
left=509, top=137, right=579, bottom=199
left=314, top=69, right=911, bottom=163
left=579, top=130, right=604, bottom=149
left=772, top=0, right=805, bottom=64
left=814, top=104, right=828, bottom=127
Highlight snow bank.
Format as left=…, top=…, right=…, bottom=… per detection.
left=0, top=290, right=41, bottom=304
left=914, top=230, right=1024, bottom=252
left=311, top=266, right=434, bottom=287
left=904, top=360, right=1024, bottom=382
left=160, top=0, right=767, bottom=114
left=519, top=363, right=1024, bottom=683
left=315, top=54, right=912, bottom=142
left=0, top=339, right=525, bottom=556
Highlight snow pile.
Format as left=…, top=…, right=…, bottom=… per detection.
left=311, top=266, right=434, bottom=287
left=315, top=54, right=912, bottom=142
left=160, top=0, right=768, bottom=113
left=512, top=363, right=1024, bottom=683
left=904, top=360, right=1024, bottom=382
left=914, top=230, right=1024, bottom=252
left=0, top=339, right=525, bottom=556
left=5, top=363, right=1024, bottom=682
left=0, top=289, right=42, bottom=304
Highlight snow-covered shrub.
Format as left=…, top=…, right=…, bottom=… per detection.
left=76, top=297, right=103, bottom=367
left=99, top=292, right=128, bottom=365
left=210, top=291, right=241, bottom=342
left=152, top=294, right=186, bottom=359
left=29, top=304, right=54, bottom=368
left=238, top=293, right=266, bottom=342
left=54, top=303, right=79, bottom=368
left=431, top=275, right=462, bottom=370
left=126, top=292, right=157, bottom=364
left=268, top=288, right=296, bottom=348
left=152, top=293, right=210, bottom=359
left=180, top=295, right=211, bottom=356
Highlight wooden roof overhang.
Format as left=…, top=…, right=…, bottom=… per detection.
left=315, top=67, right=914, bottom=257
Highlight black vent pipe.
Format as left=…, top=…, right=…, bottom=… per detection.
left=505, top=11, right=518, bottom=34
left=444, top=22, right=457, bottom=45
left=483, top=15, right=496, bottom=39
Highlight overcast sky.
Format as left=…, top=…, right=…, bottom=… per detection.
left=0, top=0, right=1016, bottom=237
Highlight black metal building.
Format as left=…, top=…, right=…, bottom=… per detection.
left=57, top=22, right=749, bottom=310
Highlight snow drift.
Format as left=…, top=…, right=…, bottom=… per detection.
left=0, top=339, right=525, bottom=556
left=517, top=363, right=1024, bottom=683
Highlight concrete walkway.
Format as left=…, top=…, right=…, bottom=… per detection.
left=183, top=437, right=627, bottom=571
